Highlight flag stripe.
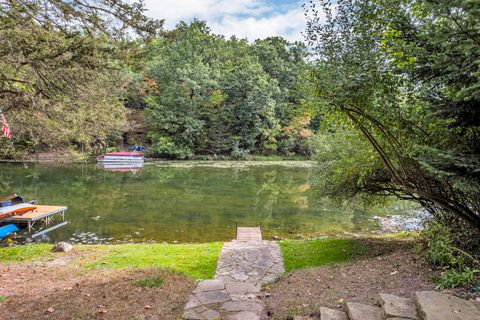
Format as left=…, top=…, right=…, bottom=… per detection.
left=0, top=112, right=12, bottom=138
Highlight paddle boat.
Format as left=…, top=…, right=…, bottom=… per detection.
left=0, top=203, right=37, bottom=220
left=96, top=151, right=144, bottom=163
left=0, top=198, right=36, bottom=240
left=0, top=224, right=19, bottom=240
left=0, top=194, right=68, bottom=238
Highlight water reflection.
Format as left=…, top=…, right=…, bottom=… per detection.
left=96, top=162, right=144, bottom=176
left=0, top=162, right=415, bottom=243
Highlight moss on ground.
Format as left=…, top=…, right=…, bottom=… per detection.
left=279, top=238, right=368, bottom=272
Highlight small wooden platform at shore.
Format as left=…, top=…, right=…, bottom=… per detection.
left=236, top=227, right=262, bottom=241
left=7, top=205, right=67, bottom=232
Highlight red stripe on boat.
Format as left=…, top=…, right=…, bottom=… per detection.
left=96, top=152, right=143, bottom=159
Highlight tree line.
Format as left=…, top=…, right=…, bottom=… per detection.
left=1, top=3, right=314, bottom=159
left=140, top=21, right=312, bottom=159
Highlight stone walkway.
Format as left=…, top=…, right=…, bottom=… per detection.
left=215, top=241, right=284, bottom=283
left=184, top=240, right=285, bottom=320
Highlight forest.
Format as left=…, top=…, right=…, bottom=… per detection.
left=1, top=2, right=313, bottom=160
left=1, top=0, right=479, bottom=258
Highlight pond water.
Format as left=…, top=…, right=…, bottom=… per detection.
left=0, top=161, right=416, bottom=243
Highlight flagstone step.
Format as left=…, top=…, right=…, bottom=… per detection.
left=415, top=291, right=480, bottom=320
left=293, top=316, right=315, bottom=320
left=320, top=306, right=348, bottom=320
left=290, top=291, right=480, bottom=320
left=378, top=293, right=418, bottom=319
left=346, top=302, right=382, bottom=320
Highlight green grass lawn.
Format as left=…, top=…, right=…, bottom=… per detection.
left=279, top=238, right=367, bottom=272
left=85, top=242, right=223, bottom=280
left=0, top=243, right=55, bottom=262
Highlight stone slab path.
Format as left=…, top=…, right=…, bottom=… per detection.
left=184, top=239, right=285, bottom=320
left=215, top=240, right=284, bottom=283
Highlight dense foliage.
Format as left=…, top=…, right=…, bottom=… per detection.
left=143, top=21, right=313, bottom=159
left=0, top=0, right=161, bottom=157
left=304, top=0, right=480, bottom=234
left=1, top=4, right=314, bottom=159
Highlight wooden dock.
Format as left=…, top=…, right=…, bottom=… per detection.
left=7, top=205, right=67, bottom=232
left=236, top=227, right=262, bottom=241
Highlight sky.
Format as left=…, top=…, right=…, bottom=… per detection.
left=143, top=0, right=306, bottom=42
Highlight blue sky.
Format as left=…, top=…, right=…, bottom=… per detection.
left=144, top=0, right=306, bottom=42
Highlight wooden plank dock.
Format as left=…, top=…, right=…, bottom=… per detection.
left=7, top=205, right=67, bottom=232
left=236, top=227, right=262, bottom=241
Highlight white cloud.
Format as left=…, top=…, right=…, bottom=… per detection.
left=210, top=8, right=305, bottom=42
left=143, top=0, right=306, bottom=42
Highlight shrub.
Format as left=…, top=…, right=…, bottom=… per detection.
left=434, top=268, right=480, bottom=290
left=230, top=140, right=249, bottom=160
left=147, top=134, right=193, bottom=159
left=422, top=223, right=480, bottom=289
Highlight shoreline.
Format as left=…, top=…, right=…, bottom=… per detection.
left=0, top=151, right=312, bottom=163
left=2, top=231, right=417, bottom=248
left=0, top=158, right=315, bottom=164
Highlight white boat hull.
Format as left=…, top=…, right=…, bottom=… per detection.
left=97, top=162, right=144, bottom=169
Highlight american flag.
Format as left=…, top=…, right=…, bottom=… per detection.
left=0, top=109, right=12, bottom=139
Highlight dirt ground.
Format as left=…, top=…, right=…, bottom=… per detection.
left=0, top=259, right=195, bottom=320
left=264, top=243, right=439, bottom=319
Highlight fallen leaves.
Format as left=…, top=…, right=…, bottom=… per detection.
left=96, top=305, right=108, bottom=313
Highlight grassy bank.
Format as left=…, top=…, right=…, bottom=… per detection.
left=86, top=243, right=223, bottom=279
left=279, top=238, right=367, bottom=272
left=0, top=242, right=223, bottom=280
left=0, top=235, right=416, bottom=279
left=0, top=236, right=413, bottom=277
left=0, top=243, right=55, bottom=262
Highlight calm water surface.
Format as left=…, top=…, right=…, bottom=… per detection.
left=0, top=161, right=414, bottom=243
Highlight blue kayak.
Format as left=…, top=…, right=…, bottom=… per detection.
left=0, top=224, right=19, bottom=239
